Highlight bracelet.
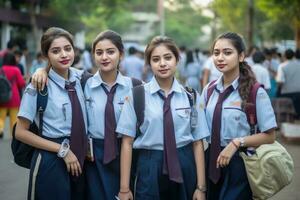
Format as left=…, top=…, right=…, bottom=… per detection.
left=231, top=140, right=239, bottom=149
left=57, top=139, right=70, bottom=158
left=196, top=185, right=207, bottom=192
left=119, top=190, right=130, bottom=194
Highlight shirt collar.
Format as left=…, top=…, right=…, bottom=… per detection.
left=149, top=76, right=183, bottom=95
left=90, top=70, right=126, bottom=88
left=49, top=68, right=77, bottom=89
left=215, top=75, right=239, bottom=92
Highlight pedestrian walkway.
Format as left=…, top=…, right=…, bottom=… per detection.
left=0, top=130, right=299, bottom=199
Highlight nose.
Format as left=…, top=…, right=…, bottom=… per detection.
left=61, top=50, right=67, bottom=57
left=216, top=53, right=224, bottom=61
left=160, top=58, right=166, bottom=67
left=102, top=52, right=108, bottom=60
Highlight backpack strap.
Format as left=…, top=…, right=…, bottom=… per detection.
left=244, top=82, right=263, bottom=134
left=205, top=80, right=217, bottom=106
left=184, top=86, right=197, bottom=107
left=131, top=77, right=143, bottom=87
left=36, top=86, right=48, bottom=135
left=132, top=85, right=145, bottom=138
left=80, top=70, right=93, bottom=91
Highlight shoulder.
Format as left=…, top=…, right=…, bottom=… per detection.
left=23, top=83, right=38, bottom=96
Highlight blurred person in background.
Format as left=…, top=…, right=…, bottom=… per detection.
left=0, top=52, right=25, bottom=138
left=202, top=55, right=222, bottom=87
left=277, top=49, right=300, bottom=118
left=29, top=52, right=47, bottom=75
left=121, top=46, right=144, bottom=80
left=14, top=50, right=25, bottom=76
left=251, top=51, right=271, bottom=92
left=183, top=49, right=203, bottom=92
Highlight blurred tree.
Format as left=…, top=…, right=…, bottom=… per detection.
left=211, top=0, right=295, bottom=48
left=256, top=0, right=300, bottom=48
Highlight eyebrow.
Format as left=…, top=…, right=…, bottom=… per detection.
left=50, top=45, right=72, bottom=50
left=95, top=47, right=116, bottom=51
left=151, top=53, right=172, bottom=57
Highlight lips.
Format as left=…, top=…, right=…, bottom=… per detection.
left=101, top=62, right=110, bottom=67
left=59, top=60, right=70, bottom=65
left=217, top=64, right=226, bottom=68
left=159, top=69, right=169, bottom=74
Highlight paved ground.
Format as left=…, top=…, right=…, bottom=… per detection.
left=0, top=118, right=299, bottom=200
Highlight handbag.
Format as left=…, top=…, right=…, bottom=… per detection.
left=240, top=141, right=294, bottom=200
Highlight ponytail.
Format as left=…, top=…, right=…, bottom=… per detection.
left=238, top=61, right=256, bottom=109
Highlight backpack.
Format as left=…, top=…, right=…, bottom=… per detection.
left=206, top=80, right=261, bottom=134
left=0, top=68, right=12, bottom=104
left=11, top=71, right=93, bottom=168
left=11, top=86, right=48, bottom=168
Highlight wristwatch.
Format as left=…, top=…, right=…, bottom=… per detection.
left=57, top=139, right=70, bottom=158
left=196, top=185, right=207, bottom=193
left=238, top=137, right=245, bottom=147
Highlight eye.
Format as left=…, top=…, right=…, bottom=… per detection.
left=164, top=56, right=172, bottom=60
left=224, top=51, right=232, bottom=55
left=213, top=51, right=220, bottom=56
left=152, top=58, right=159, bottom=63
left=107, top=50, right=115, bottom=55
left=51, top=49, right=60, bottom=54
left=95, top=51, right=102, bottom=56
left=65, top=46, right=72, bottom=52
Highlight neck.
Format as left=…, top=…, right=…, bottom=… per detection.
left=223, top=67, right=239, bottom=88
left=52, top=67, right=69, bottom=80
left=100, top=69, right=118, bottom=86
left=156, top=76, right=174, bottom=96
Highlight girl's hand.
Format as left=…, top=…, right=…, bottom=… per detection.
left=118, top=190, right=133, bottom=200
left=217, top=140, right=239, bottom=168
left=31, top=68, right=48, bottom=91
left=63, top=150, right=82, bottom=177
left=193, top=189, right=206, bottom=200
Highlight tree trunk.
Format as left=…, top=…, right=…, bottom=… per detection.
left=28, top=0, right=39, bottom=52
left=296, top=21, right=300, bottom=49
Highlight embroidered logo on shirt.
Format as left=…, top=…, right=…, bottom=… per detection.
left=24, top=88, right=37, bottom=96
left=230, top=101, right=241, bottom=107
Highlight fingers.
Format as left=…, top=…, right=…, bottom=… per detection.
left=217, top=154, right=230, bottom=168
left=32, top=74, right=38, bottom=89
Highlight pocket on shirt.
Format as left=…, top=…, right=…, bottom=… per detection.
left=223, top=106, right=249, bottom=139
left=175, top=107, right=191, bottom=118
left=61, top=102, right=72, bottom=124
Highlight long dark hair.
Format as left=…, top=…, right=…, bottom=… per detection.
left=212, top=32, right=256, bottom=108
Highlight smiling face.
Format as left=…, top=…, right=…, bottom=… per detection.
left=150, top=44, right=177, bottom=80
left=93, top=39, right=123, bottom=73
left=212, top=38, right=244, bottom=76
left=47, top=36, right=74, bottom=72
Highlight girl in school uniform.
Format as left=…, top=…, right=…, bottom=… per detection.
left=15, top=27, right=88, bottom=200
left=116, top=36, right=208, bottom=200
left=200, top=32, right=277, bottom=200
left=31, top=30, right=141, bottom=199
left=83, top=30, right=142, bottom=199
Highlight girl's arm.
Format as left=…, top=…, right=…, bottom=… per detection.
left=118, top=135, right=134, bottom=200
left=193, top=140, right=206, bottom=200
left=16, top=117, right=83, bottom=177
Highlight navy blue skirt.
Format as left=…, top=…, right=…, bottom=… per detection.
left=135, top=143, right=196, bottom=200
left=205, top=146, right=252, bottom=200
left=28, top=137, right=85, bottom=200
left=85, top=138, right=120, bottom=200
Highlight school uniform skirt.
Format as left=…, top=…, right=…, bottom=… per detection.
left=205, top=145, right=252, bottom=200
left=85, top=138, right=121, bottom=200
left=28, top=137, right=85, bottom=200
left=134, top=143, right=196, bottom=200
